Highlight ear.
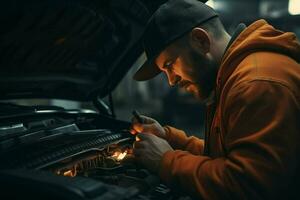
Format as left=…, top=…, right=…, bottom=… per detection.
left=189, top=27, right=211, bottom=54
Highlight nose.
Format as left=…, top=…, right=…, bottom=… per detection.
left=166, top=71, right=180, bottom=87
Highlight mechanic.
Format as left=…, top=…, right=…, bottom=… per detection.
left=130, top=0, right=300, bottom=199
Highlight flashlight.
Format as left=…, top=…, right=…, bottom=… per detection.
left=132, top=110, right=143, bottom=124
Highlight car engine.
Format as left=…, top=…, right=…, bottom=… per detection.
left=0, top=110, right=190, bottom=200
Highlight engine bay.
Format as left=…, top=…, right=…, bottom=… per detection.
left=0, top=112, right=189, bottom=200
left=44, top=144, right=175, bottom=200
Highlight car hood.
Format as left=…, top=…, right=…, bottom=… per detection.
left=0, top=0, right=170, bottom=101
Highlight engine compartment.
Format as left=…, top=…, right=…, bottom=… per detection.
left=0, top=112, right=190, bottom=199
left=43, top=144, right=175, bottom=199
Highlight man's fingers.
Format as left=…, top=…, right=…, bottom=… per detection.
left=141, top=124, right=158, bottom=134
left=132, top=123, right=144, bottom=133
left=137, top=132, right=155, bottom=140
left=131, top=117, right=141, bottom=124
left=139, top=115, right=155, bottom=123
left=132, top=115, right=155, bottom=124
left=132, top=123, right=157, bottom=135
left=130, top=128, right=138, bottom=135
left=133, top=140, right=146, bottom=149
left=133, top=147, right=145, bottom=157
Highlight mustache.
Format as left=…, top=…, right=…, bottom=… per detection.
left=177, top=80, right=190, bottom=88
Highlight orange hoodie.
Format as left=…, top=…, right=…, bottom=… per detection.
left=160, top=20, right=300, bottom=199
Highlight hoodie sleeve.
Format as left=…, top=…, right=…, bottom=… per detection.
left=159, top=80, right=299, bottom=199
left=163, top=126, right=204, bottom=155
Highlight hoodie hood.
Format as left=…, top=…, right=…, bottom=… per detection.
left=217, top=19, right=300, bottom=91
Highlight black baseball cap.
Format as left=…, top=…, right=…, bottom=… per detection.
left=133, top=0, right=218, bottom=81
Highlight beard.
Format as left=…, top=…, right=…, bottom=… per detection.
left=187, top=48, right=219, bottom=102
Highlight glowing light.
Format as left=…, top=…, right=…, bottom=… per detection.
left=63, top=169, right=76, bottom=177
left=112, top=150, right=128, bottom=161
left=289, top=0, right=300, bottom=15
left=206, top=0, right=215, bottom=9
left=117, top=151, right=127, bottom=160
left=135, top=135, right=141, bottom=142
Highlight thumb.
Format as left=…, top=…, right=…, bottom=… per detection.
left=132, top=123, right=156, bottom=134
left=137, top=133, right=153, bottom=140
left=140, top=123, right=158, bottom=134
left=136, top=115, right=156, bottom=124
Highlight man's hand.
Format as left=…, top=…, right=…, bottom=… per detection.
left=133, top=133, right=173, bottom=174
left=130, top=115, right=167, bottom=139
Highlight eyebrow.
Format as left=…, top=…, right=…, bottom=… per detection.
left=162, top=55, right=177, bottom=69
left=162, top=60, right=170, bottom=69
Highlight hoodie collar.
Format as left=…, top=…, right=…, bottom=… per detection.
left=224, top=23, right=247, bottom=54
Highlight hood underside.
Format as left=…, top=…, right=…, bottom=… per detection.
left=0, top=0, right=168, bottom=101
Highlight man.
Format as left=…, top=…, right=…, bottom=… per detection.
left=131, top=0, right=300, bottom=199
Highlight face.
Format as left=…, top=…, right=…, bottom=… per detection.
left=155, top=40, right=218, bottom=101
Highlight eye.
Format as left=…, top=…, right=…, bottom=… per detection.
left=164, top=60, right=174, bottom=70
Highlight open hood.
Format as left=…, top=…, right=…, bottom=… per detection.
left=0, top=0, right=168, bottom=101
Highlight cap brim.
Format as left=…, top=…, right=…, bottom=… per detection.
left=133, top=58, right=161, bottom=81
